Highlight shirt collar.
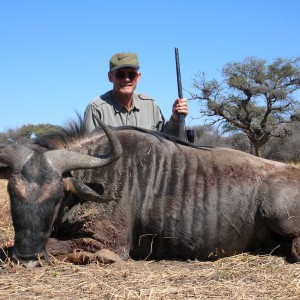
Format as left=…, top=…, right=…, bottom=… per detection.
left=111, top=91, right=141, bottom=113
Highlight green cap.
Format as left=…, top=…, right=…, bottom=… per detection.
left=109, top=52, right=140, bottom=71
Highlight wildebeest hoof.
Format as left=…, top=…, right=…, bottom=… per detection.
left=55, top=249, right=121, bottom=265
left=291, top=237, right=300, bottom=262
left=94, top=249, right=122, bottom=264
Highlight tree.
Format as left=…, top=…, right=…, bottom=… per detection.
left=264, top=121, right=300, bottom=162
left=0, top=123, right=57, bottom=144
left=191, top=57, right=300, bottom=157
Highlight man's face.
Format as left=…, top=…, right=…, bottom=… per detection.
left=108, top=67, right=141, bottom=96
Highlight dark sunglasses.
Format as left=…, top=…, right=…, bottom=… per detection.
left=114, top=70, right=138, bottom=80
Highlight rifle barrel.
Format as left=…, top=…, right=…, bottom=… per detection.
left=175, top=47, right=185, bottom=140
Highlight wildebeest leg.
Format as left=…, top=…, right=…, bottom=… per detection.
left=54, top=200, right=133, bottom=261
left=46, top=238, right=121, bottom=264
left=260, top=176, right=300, bottom=261
left=291, top=236, right=300, bottom=261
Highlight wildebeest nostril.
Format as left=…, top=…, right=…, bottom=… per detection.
left=11, top=248, right=49, bottom=267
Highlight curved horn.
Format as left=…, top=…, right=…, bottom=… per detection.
left=0, top=144, right=34, bottom=171
left=44, top=122, right=122, bottom=174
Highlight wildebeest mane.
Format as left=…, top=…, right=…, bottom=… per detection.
left=34, top=114, right=88, bottom=150
left=35, top=114, right=211, bottom=151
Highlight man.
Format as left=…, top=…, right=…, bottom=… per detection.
left=84, top=52, right=189, bottom=137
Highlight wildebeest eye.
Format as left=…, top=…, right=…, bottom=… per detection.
left=86, top=183, right=104, bottom=195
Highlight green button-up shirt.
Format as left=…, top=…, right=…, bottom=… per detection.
left=84, top=91, right=179, bottom=136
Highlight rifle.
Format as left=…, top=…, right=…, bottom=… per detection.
left=174, top=47, right=186, bottom=140
left=175, top=48, right=195, bottom=142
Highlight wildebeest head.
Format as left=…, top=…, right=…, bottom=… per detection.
left=0, top=123, right=122, bottom=267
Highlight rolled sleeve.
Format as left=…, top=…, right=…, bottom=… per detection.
left=84, top=104, right=101, bottom=134
left=163, top=117, right=180, bottom=137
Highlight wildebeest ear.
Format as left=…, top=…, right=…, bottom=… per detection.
left=0, top=164, right=12, bottom=180
left=62, top=177, right=109, bottom=203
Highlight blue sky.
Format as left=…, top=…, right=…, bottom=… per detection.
left=1, top=0, right=299, bottom=131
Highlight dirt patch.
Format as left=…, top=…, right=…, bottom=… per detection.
left=1, top=179, right=300, bottom=299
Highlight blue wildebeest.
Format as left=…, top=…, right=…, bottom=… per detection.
left=1, top=120, right=300, bottom=267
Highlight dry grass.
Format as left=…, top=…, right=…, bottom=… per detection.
left=1, top=253, right=300, bottom=299
left=1, top=179, right=300, bottom=299
left=289, top=162, right=300, bottom=168
left=0, top=180, right=13, bottom=247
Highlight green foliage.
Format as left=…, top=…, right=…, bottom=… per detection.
left=32, top=124, right=58, bottom=138
left=0, top=123, right=58, bottom=144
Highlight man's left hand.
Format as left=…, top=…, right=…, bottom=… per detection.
left=171, top=98, right=189, bottom=122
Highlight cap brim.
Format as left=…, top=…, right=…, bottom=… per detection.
left=110, top=64, right=140, bottom=71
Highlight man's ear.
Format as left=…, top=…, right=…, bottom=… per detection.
left=62, top=177, right=108, bottom=203
left=108, top=71, right=113, bottom=82
left=136, top=72, right=142, bottom=83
